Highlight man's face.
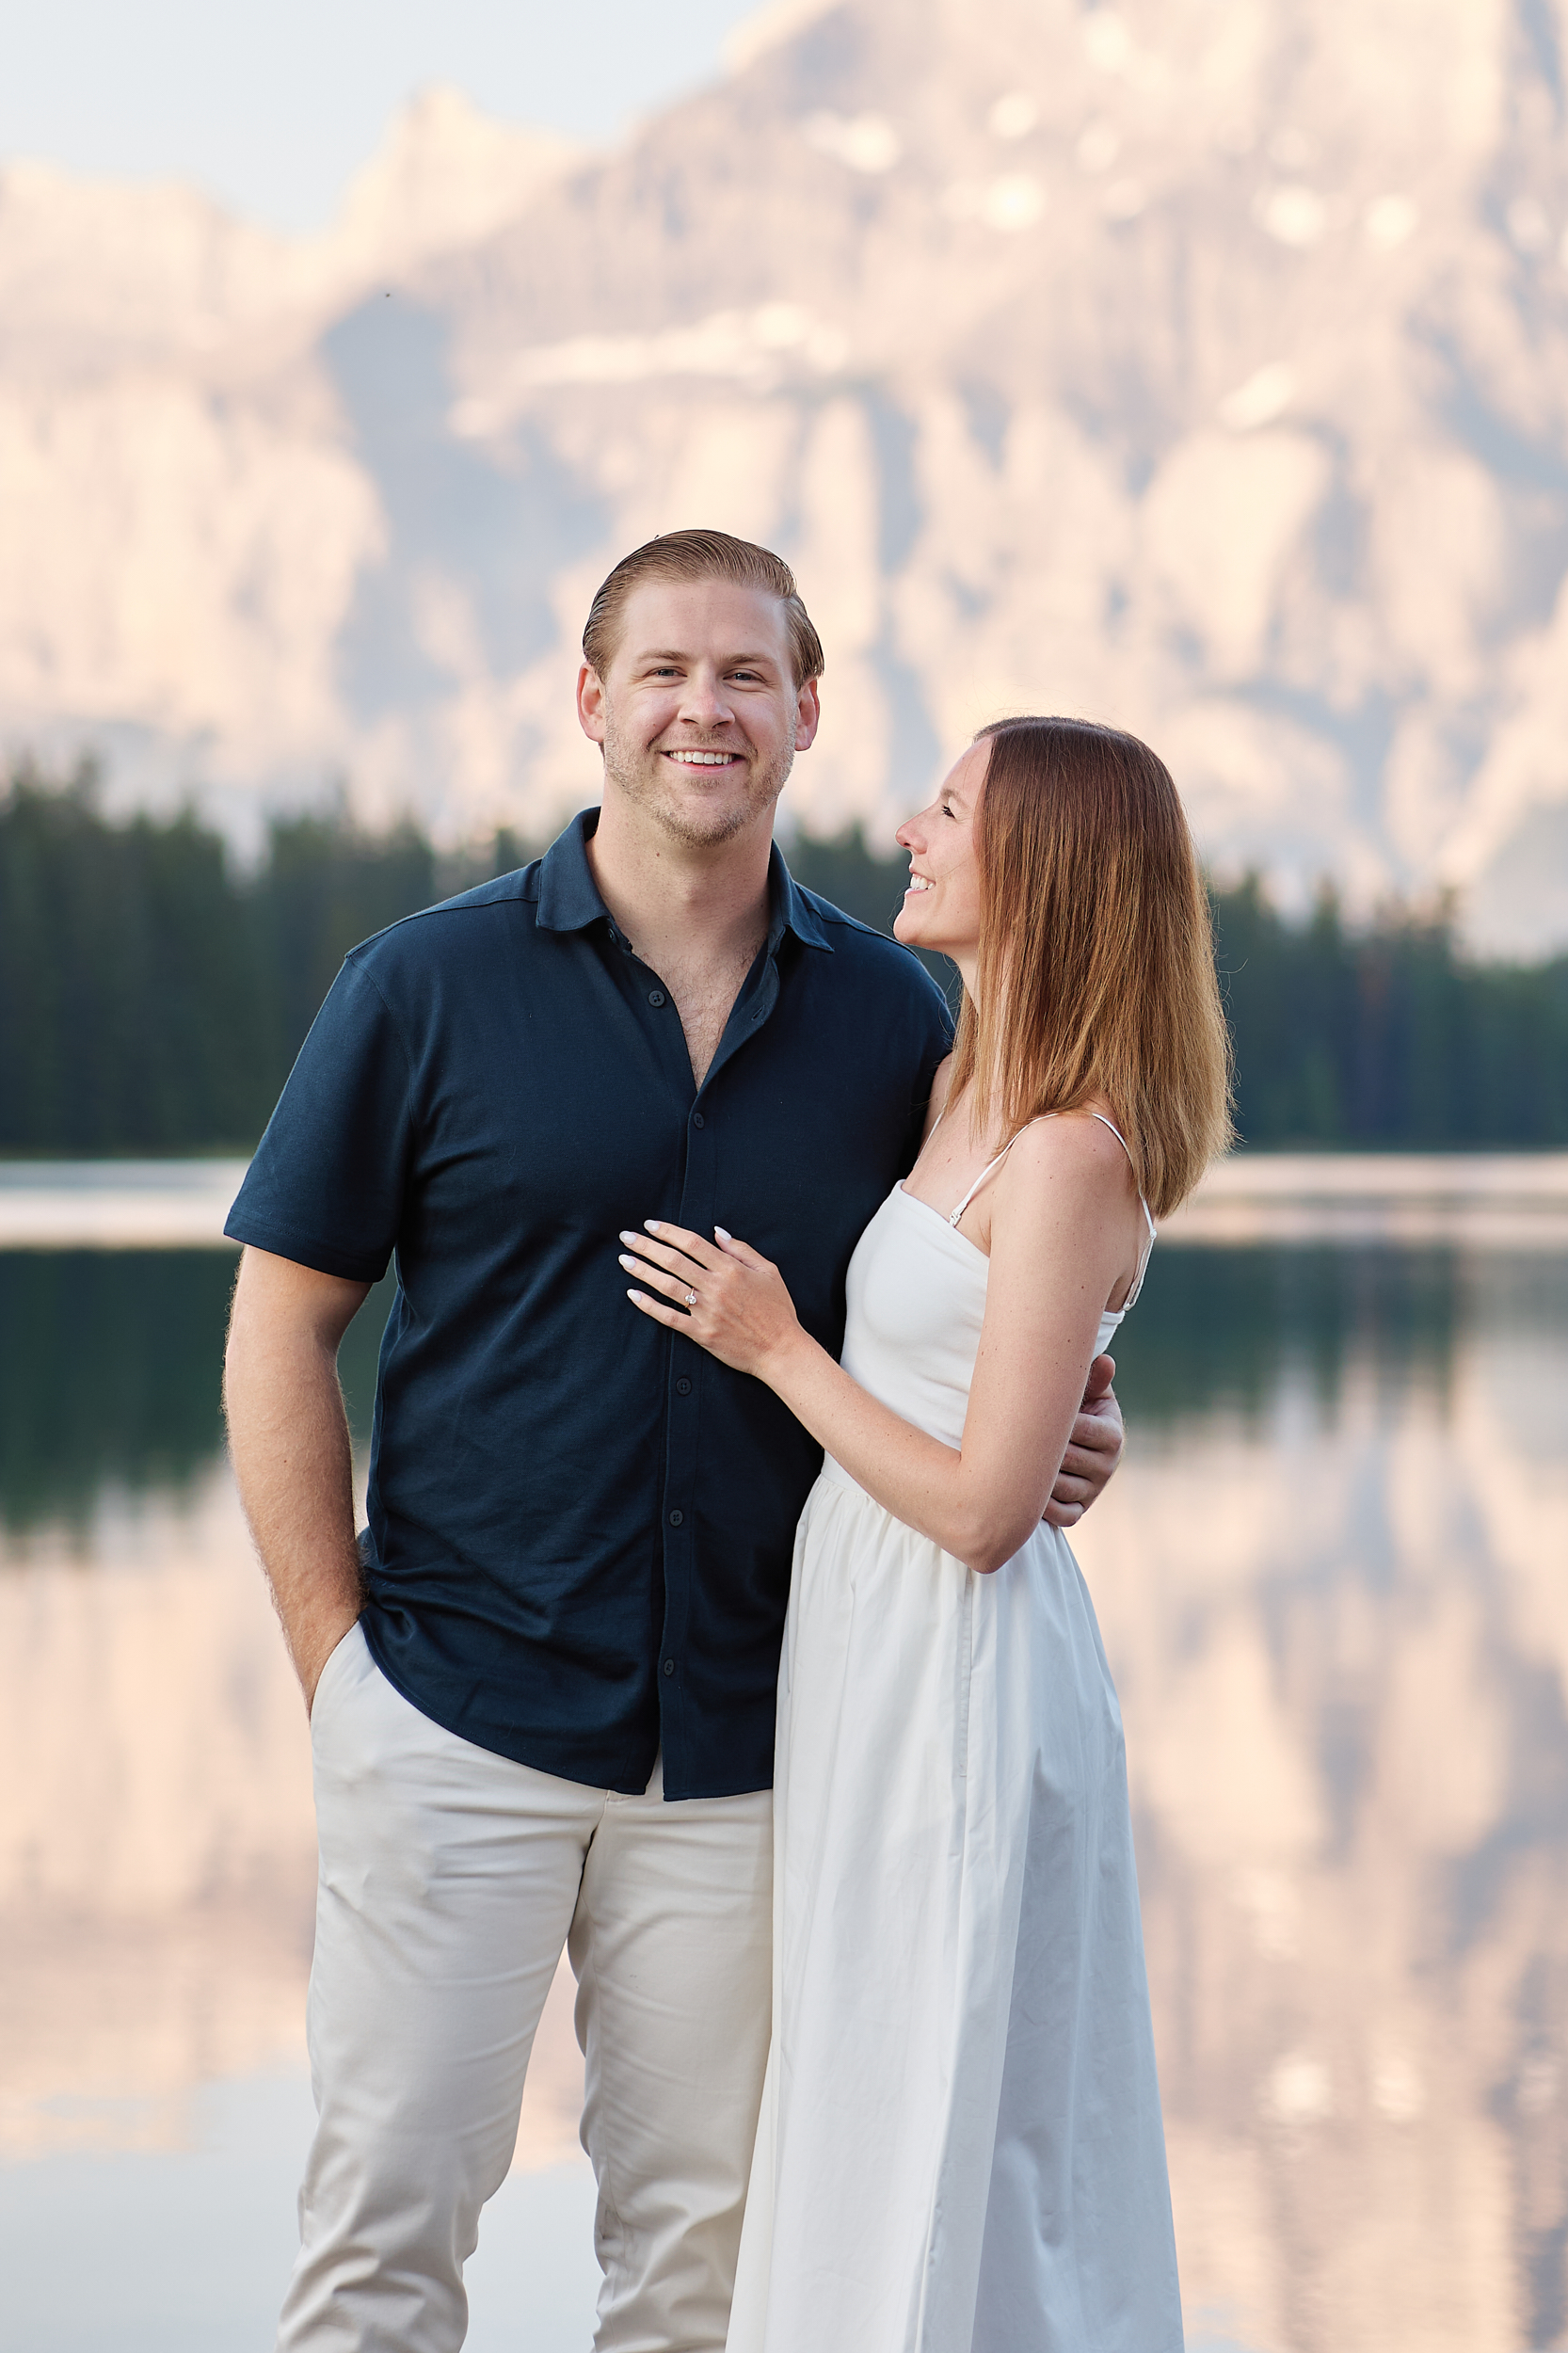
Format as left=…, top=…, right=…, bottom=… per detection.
left=577, top=577, right=821, bottom=850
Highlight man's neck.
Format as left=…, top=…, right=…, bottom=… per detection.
left=585, top=793, right=774, bottom=977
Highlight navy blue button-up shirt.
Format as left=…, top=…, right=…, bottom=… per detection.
left=226, top=811, right=952, bottom=1797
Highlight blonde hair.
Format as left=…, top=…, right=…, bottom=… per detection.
left=582, top=530, right=824, bottom=688
left=946, top=716, right=1232, bottom=1219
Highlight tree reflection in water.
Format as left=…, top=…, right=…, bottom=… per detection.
left=5, top=1242, right=1553, bottom=1528
left=0, top=1252, right=394, bottom=1528
left=1, top=1241, right=1565, bottom=2350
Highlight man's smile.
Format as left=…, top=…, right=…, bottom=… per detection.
left=662, top=748, right=743, bottom=767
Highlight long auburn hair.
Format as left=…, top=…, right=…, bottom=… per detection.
left=944, top=716, right=1232, bottom=1220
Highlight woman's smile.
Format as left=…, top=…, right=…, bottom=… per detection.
left=892, top=741, right=987, bottom=970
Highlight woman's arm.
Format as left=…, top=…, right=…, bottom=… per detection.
left=620, top=1117, right=1140, bottom=1576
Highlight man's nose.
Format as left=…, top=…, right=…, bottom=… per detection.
left=679, top=668, right=735, bottom=727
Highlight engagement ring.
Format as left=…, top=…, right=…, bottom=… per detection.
left=685, top=1288, right=698, bottom=1307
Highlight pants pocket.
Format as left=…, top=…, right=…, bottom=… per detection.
left=310, top=1618, right=364, bottom=1741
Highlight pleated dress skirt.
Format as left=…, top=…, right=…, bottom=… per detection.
left=726, top=1185, right=1183, bottom=2353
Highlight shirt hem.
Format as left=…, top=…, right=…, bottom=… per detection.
left=357, top=1616, right=773, bottom=1801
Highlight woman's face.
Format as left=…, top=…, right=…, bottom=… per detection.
left=893, top=741, right=987, bottom=963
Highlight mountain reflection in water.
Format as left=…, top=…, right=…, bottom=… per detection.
left=2, top=1241, right=1565, bottom=2351
left=1080, top=1245, right=1568, bottom=2353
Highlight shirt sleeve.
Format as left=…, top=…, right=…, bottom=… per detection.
left=224, top=952, right=415, bottom=1283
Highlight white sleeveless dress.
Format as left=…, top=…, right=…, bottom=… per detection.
left=727, top=1123, right=1184, bottom=2353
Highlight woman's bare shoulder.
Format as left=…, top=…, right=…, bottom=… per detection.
left=1000, top=1108, right=1139, bottom=1207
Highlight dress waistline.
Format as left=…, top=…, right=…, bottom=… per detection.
left=816, top=1454, right=869, bottom=1502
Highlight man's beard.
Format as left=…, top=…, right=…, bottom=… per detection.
left=601, top=712, right=793, bottom=849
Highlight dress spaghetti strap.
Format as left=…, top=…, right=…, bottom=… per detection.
left=1085, top=1112, right=1158, bottom=1306
left=946, top=1116, right=1052, bottom=1226
left=946, top=1109, right=1158, bottom=1307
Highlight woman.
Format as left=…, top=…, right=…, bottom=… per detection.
left=619, top=716, right=1231, bottom=2350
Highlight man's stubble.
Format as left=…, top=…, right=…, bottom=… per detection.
left=600, top=705, right=795, bottom=853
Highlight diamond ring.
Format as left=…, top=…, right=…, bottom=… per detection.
left=685, top=1288, right=698, bottom=1307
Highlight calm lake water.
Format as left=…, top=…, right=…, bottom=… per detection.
left=3, top=1217, right=1566, bottom=2352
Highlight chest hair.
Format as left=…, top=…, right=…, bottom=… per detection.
left=657, top=933, right=769, bottom=1091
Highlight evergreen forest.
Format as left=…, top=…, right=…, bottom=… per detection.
left=3, top=760, right=1565, bottom=1155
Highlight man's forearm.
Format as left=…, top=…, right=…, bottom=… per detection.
left=224, top=1317, right=364, bottom=1711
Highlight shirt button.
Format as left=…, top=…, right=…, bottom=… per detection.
left=663, top=1657, right=675, bottom=1677
left=648, top=988, right=665, bottom=1006
left=668, top=1509, right=684, bottom=1527
left=692, top=1111, right=705, bottom=1128
left=675, top=1377, right=692, bottom=1395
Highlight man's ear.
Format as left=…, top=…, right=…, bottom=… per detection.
left=794, top=677, right=822, bottom=753
left=577, top=664, right=608, bottom=747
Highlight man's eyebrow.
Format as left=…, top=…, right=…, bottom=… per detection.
left=632, top=647, right=783, bottom=669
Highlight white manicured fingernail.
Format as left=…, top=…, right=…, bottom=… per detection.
left=644, top=1220, right=662, bottom=1234
left=714, top=1225, right=732, bottom=1241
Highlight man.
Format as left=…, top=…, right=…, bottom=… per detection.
left=223, top=529, right=1125, bottom=2352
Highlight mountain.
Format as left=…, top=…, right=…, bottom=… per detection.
left=3, top=1, right=1567, bottom=952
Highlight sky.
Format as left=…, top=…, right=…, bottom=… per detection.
left=0, top=0, right=770, bottom=232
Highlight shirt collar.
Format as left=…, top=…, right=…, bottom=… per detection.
left=534, top=810, right=612, bottom=935
left=768, top=842, right=834, bottom=953
left=536, top=809, right=834, bottom=955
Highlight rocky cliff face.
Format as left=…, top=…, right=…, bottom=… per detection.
left=3, top=1, right=1567, bottom=951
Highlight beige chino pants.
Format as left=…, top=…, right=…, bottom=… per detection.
left=276, top=1623, right=773, bottom=2353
